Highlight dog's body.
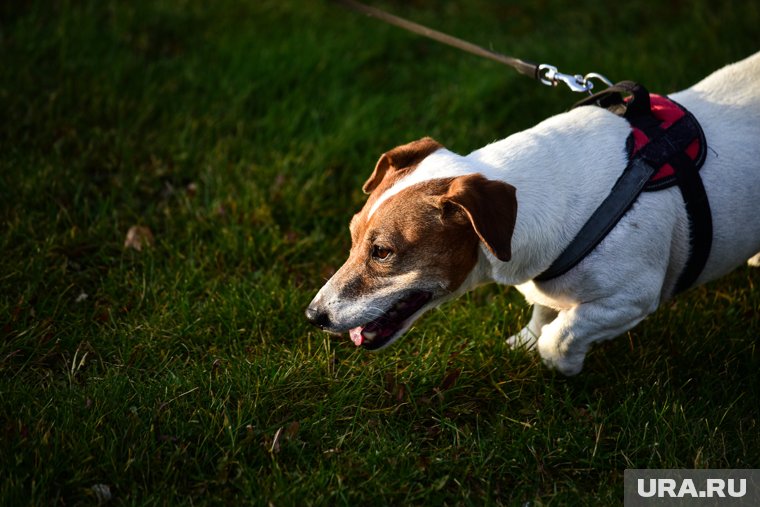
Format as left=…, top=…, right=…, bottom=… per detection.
left=307, top=51, right=760, bottom=375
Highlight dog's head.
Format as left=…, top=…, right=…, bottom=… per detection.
left=306, top=137, right=517, bottom=350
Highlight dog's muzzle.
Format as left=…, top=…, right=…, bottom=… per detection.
left=304, top=304, right=332, bottom=330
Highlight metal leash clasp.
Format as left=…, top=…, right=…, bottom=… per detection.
left=538, top=64, right=613, bottom=94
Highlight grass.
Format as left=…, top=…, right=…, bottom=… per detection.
left=1, top=0, right=759, bottom=504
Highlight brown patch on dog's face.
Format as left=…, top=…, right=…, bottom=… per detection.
left=338, top=172, right=518, bottom=302
left=339, top=178, right=482, bottom=301
left=345, top=136, right=448, bottom=270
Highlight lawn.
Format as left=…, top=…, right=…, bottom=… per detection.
left=1, top=0, right=759, bottom=505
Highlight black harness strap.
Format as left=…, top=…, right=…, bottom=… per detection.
left=670, top=151, right=712, bottom=293
left=535, top=81, right=712, bottom=294
left=532, top=155, right=656, bottom=282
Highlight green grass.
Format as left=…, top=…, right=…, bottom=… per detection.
left=1, top=0, right=759, bottom=505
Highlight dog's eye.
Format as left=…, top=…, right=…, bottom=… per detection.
left=372, top=245, right=393, bottom=261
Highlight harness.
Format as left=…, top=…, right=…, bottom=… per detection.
left=535, top=81, right=711, bottom=295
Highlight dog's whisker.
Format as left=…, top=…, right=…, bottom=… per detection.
left=363, top=306, right=387, bottom=320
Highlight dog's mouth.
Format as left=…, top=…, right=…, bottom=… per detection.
left=348, top=291, right=432, bottom=350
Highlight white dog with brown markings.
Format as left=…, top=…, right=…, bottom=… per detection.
left=306, top=51, right=760, bottom=375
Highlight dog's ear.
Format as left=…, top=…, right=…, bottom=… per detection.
left=441, top=174, right=517, bottom=262
left=362, top=137, right=442, bottom=194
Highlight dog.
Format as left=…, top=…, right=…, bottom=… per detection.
left=305, top=51, right=760, bottom=375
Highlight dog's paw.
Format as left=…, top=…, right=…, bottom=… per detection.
left=536, top=333, right=587, bottom=376
left=506, top=326, right=538, bottom=350
left=540, top=354, right=585, bottom=376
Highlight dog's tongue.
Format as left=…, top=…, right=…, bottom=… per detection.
left=349, top=327, right=364, bottom=346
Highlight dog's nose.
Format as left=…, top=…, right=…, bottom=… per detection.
left=305, top=305, right=332, bottom=329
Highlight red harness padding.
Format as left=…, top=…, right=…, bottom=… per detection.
left=536, top=81, right=711, bottom=295
left=631, top=93, right=705, bottom=191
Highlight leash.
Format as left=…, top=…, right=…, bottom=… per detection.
left=336, top=1, right=712, bottom=292
left=334, top=0, right=612, bottom=94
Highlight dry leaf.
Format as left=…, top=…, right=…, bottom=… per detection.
left=124, top=226, right=154, bottom=251
left=284, top=420, right=300, bottom=439
left=396, top=383, right=406, bottom=403
left=440, top=369, right=461, bottom=391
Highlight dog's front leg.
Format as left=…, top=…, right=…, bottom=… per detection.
left=536, top=298, right=655, bottom=376
left=507, top=304, right=558, bottom=349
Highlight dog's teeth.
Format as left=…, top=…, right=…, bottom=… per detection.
left=362, top=331, right=377, bottom=339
